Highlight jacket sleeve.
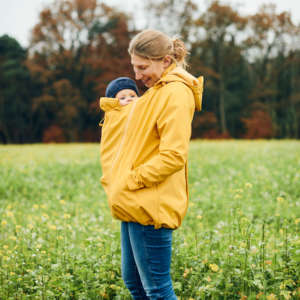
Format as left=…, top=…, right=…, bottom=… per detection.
left=99, top=97, right=121, bottom=112
left=126, top=83, right=195, bottom=190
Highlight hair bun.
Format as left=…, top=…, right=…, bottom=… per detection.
left=172, top=38, right=188, bottom=68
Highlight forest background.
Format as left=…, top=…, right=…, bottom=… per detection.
left=1, top=0, right=300, bottom=144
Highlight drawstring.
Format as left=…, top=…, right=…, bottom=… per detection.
left=99, top=117, right=105, bottom=127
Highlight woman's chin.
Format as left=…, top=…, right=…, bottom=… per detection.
left=142, top=79, right=152, bottom=87
left=145, top=82, right=154, bottom=88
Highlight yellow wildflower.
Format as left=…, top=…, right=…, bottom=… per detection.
left=41, top=251, right=46, bottom=254
left=58, top=235, right=63, bottom=240
left=266, top=294, right=277, bottom=300
left=3, top=245, right=9, bottom=249
left=63, top=213, right=71, bottom=219
left=100, top=292, right=108, bottom=299
left=1, top=220, right=7, bottom=226
left=28, top=224, right=34, bottom=229
left=60, top=200, right=66, bottom=205
left=33, top=204, right=39, bottom=209
left=256, top=292, right=264, bottom=299
left=240, top=242, right=247, bottom=248
left=209, top=264, right=219, bottom=272
left=183, top=269, right=189, bottom=278
left=245, top=182, right=253, bottom=188
left=48, top=224, right=57, bottom=230
left=234, top=194, right=241, bottom=199
left=206, top=276, right=211, bottom=282
left=9, top=236, right=17, bottom=241
left=277, top=197, right=284, bottom=203
left=295, top=218, right=300, bottom=225
left=6, top=211, right=13, bottom=217
left=197, top=215, right=202, bottom=219
left=10, top=272, right=15, bottom=276
left=16, top=225, right=22, bottom=232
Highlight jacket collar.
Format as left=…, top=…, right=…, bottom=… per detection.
left=154, top=63, right=177, bottom=88
left=153, top=63, right=204, bottom=111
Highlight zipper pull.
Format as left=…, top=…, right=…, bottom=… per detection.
left=99, top=117, right=105, bottom=127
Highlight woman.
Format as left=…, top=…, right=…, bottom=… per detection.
left=100, top=29, right=203, bottom=299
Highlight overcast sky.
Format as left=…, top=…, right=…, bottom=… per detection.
left=1, top=0, right=300, bottom=47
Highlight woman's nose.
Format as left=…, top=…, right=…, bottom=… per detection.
left=134, top=69, right=142, bottom=80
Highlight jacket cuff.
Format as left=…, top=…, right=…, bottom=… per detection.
left=99, top=97, right=121, bottom=111
left=127, top=171, right=144, bottom=190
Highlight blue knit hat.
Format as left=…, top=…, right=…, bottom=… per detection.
left=105, top=77, right=139, bottom=98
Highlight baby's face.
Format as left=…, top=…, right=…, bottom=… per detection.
left=116, top=89, right=138, bottom=106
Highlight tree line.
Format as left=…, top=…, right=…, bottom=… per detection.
left=0, top=0, right=299, bottom=143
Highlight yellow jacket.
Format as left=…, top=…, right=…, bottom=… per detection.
left=100, top=64, right=203, bottom=229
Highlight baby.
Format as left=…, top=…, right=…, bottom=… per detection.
left=99, top=77, right=140, bottom=192
left=105, top=76, right=139, bottom=106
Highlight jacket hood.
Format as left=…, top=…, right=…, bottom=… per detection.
left=156, top=64, right=204, bottom=111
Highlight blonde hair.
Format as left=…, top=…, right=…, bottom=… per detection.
left=128, top=29, right=188, bottom=69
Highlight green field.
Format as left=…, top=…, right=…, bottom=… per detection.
left=0, top=141, right=299, bottom=299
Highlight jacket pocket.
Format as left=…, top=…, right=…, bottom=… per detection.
left=110, top=181, right=160, bottom=227
left=134, top=183, right=160, bottom=227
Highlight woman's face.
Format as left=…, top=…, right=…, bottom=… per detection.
left=131, top=54, right=171, bottom=88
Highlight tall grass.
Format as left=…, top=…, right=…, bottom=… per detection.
left=0, top=141, right=299, bottom=299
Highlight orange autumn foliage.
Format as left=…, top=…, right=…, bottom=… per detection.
left=241, top=110, right=273, bottom=139
left=192, top=112, right=231, bottom=139
left=42, top=125, right=66, bottom=143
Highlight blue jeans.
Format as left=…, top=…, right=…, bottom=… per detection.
left=121, top=222, right=177, bottom=300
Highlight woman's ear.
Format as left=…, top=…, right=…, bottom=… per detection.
left=163, top=55, right=172, bottom=68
